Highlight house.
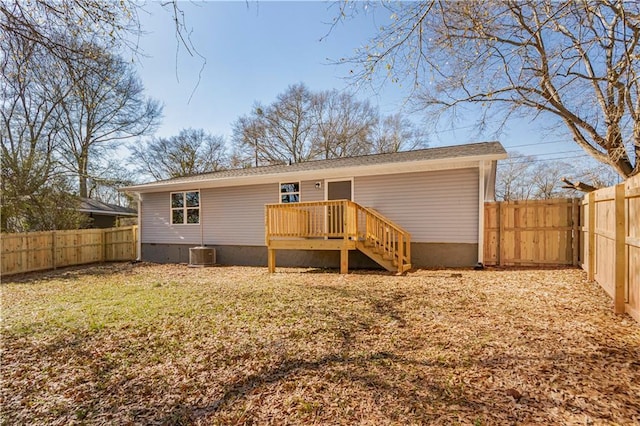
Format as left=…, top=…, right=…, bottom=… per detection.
left=122, top=141, right=507, bottom=272
left=79, top=198, right=138, bottom=228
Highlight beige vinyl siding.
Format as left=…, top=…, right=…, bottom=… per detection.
left=140, top=192, right=203, bottom=244
left=141, top=184, right=277, bottom=246
left=354, top=168, right=479, bottom=244
left=300, top=180, right=324, bottom=202
left=141, top=169, right=480, bottom=246
left=202, top=184, right=275, bottom=246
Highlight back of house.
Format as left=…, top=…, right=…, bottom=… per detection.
left=122, top=141, right=507, bottom=269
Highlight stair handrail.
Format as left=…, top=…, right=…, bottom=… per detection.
left=351, top=202, right=411, bottom=272
left=360, top=206, right=411, bottom=235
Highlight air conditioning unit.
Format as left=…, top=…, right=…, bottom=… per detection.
left=189, top=246, right=216, bottom=267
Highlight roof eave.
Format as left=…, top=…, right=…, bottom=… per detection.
left=78, top=209, right=138, bottom=216
left=121, top=151, right=507, bottom=194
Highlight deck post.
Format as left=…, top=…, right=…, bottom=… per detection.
left=268, top=248, right=276, bottom=273
left=340, top=247, right=348, bottom=274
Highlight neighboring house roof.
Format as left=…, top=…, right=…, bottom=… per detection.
left=122, top=141, right=507, bottom=193
left=79, top=198, right=138, bottom=217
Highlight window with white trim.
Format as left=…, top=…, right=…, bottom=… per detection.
left=171, top=191, right=200, bottom=224
left=280, top=182, right=300, bottom=203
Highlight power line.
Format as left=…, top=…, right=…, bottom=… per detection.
left=432, top=126, right=573, bottom=148
left=508, top=149, right=584, bottom=159
left=506, top=154, right=592, bottom=164
left=504, top=139, right=573, bottom=149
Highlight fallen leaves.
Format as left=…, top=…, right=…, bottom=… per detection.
left=0, top=263, right=639, bottom=425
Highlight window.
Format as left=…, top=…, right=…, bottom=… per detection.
left=171, top=191, right=200, bottom=224
left=280, top=182, right=300, bottom=203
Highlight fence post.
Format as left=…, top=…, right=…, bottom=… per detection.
left=23, top=234, right=29, bottom=272
left=587, top=191, right=596, bottom=282
left=51, top=230, right=56, bottom=270
left=498, top=201, right=505, bottom=266
left=572, top=198, right=580, bottom=266
left=101, top=229, right=107, bottom=262
left=614, top=183, right=626, bottom=314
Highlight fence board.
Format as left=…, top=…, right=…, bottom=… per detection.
left=484, top=198, right=579, bottom=266
left=1, top=226, right=138, bottom=276
left=581, top=175, right=640, bottom=322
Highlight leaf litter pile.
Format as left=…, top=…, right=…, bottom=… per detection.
left=1, top=263, right=639, bottom=425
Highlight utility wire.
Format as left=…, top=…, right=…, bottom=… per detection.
left=504, top=139, right=573, bottom=149
left=506, top=154, right=592, bottom=164
left=507, top=149, right=584, bottom=159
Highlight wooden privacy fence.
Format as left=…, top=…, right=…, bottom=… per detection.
left=581, top=175, right=640, bottom=322
left=1, top=226, right=138, bottom=276
left=484, top=198, right=580, bottom=266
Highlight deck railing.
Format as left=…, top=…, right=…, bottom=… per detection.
left=265, top=200, right=357, bottom=239
left=265, top=200, right=411, bottom=272
left=354, top=205, right=411, bottom=272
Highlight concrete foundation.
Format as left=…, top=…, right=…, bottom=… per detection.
left=142, top=242, right=478, bottom=269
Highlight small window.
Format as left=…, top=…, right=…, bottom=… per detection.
left=171, top=191, right=200, bottom=224
left=280, top=182, right=300, bottom=203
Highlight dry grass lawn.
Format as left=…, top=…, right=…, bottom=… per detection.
left=1, top=263, right=639, bottom=425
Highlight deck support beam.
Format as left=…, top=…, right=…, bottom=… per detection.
left=267, top=248, right=276, bottom=273
left=340, top=248, right=348, bottom=274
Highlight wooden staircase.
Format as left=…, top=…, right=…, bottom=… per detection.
left=265, top=200, right=411, bottom=274
left=353, top=205, right=411, bottom=273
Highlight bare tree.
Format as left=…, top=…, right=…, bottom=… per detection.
left=531, top=161, right=574, bottom=199
left=232, top=85, right=428, bottom=165
left=340, top=1, right=640, bottom=178
left=0, top=0, right=138, bottom=61
left=495, top=152, right=585, bottom=200
left=54, top=46, right=162, bottom=197
left=231, top=106, right=270, bottom=167
left=130, top=128, right=228, bottom=181
left=232, top=84, right=316, bottom=165
left=1, top=32, right=62, bottom=196
left=264, top=83, right=316, bottom=164
left=495, top=153, right=536, bottom=201
left=0, top=0, right=200, bottom=70
left=1, top=29, right=88, bottom=231
left=311, top=90, right=377, bottom=159
left=370, top=113, right=427, bottom=154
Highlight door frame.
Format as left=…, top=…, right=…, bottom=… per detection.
left=324, top=178, right=354, bottom=238
left=324, top=177, right=354, bottom=201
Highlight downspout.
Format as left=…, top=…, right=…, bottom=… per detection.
left=136, top=193, right=142, bottom=261
left=477, top=161, right=485, bottom=266
left=199, top=187, right=204, bottom=247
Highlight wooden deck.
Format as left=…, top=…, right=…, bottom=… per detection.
left=265, top=200, right=411, bottom=274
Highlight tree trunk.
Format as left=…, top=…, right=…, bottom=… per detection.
left=79, top=153, right=88, bottom=198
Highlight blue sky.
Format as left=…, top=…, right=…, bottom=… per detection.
left=133, top=1, right=582, bottom=161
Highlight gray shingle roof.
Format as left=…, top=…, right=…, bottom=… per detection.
left=79, top=198, right=137, bottom=216
left=128, top=141, right=505, bottom=189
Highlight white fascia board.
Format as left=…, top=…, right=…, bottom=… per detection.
left=78, top=209, right=137, bottom=216
left=123, top=153, right=507, bottom=194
